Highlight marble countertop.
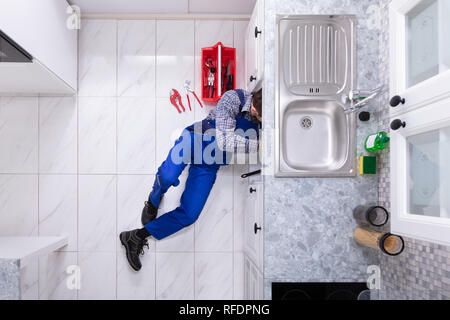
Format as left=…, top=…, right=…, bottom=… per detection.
left=0, top=236, right=68, bottom=268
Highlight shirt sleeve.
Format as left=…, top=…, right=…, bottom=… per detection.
left=214, top=91, right=259, bottom=154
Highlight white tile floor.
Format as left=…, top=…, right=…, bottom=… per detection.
left=39, top=97, right=77, bottom=174
left=0, top=97, right=38, bottom=173
left=78, top=20, right=117, bottom=97
left=78, top=97, right=117, bottom=174
left=0, top=18, right=249, bottom=300
left=155, top=20, right=195, bottom=98
left=39, top=175, right=78, bottom=251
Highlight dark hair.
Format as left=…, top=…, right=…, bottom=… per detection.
left=251, top=89, right=262, bottom=116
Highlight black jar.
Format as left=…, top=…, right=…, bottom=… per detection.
left=353, top=205, right=389, bottom=227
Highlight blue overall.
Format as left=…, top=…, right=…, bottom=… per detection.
left=145, top=90, right=259, bottom=240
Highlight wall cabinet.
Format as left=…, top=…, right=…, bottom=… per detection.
left=391, top=97, right=450, bottom=245
left=390, top=0, right=450, bottom=115
left=390, top=0, right=450, bottom=245
left=0, top=0, right=77, bottom=94
left=245, top=0, right=264, bottom=92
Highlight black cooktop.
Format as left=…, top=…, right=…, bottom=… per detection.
left=272, top=282, right=368, bottom=300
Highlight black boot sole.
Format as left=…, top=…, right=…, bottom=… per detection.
left=119, top=232, right=141, bottom=272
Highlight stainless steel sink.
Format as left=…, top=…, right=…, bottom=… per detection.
left=275, top=15, right=357, bottom=177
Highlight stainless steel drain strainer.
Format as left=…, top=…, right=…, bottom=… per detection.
left=300, top=116, right=313, bottom=129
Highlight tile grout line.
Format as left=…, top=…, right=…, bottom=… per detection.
left=37, top=96, right=40, bottom=299
left=76, top=21, right=80, bottom=301
left=115, top=19, right=119, bottom=300
left=193, top=18, right=196, bottom=301
left=231, top=20, right=236, bottom=301
left=154, top=18, right=158, bottom=299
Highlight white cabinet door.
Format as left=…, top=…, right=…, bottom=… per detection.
left=244, top=183, right=263, bottom=272
left=391, top=96, right=450, bottom=245
left=245, top=0, right=264, bottom=92
left=244, top=255, right=264, bottom=300
left=255, top=0, right=265, bottom=89
left=245, top=5, right=258, bottom=92
left=244, top=184, right=258, bottom=264
left=254, top=182, right=264, bottom=270
left=390, top=0, right=450, bottom=115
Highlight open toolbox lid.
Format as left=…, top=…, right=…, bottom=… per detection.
left=201, top=42, right=236, bottom=102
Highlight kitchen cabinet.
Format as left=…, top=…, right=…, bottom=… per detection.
left=0, top=0, right=77, bottom=94
left=389, top=0, right=450, bottom=245
left=245, top=0, right=264, bottom=92
left=243, top=182, right=263, bottom=299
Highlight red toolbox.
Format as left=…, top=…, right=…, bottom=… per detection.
left=201, top=42, right=236, bottom=102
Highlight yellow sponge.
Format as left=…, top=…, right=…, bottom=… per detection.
left=360, top=156, right=377, bottom=175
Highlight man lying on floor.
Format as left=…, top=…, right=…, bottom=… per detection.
left=120, top=89, right=262, bottom=271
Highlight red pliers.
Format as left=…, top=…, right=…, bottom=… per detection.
left=170, top=89, right=185, bottom=113
left=184, top=80, right=203, bottom=110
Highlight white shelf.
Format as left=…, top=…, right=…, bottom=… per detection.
left=0, top=236, right=68, bottom=268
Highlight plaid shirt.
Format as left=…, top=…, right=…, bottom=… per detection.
left=206, top=90, right=259, bottom=154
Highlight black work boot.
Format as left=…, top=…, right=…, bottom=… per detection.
left=141, top=195, right=163, bottom=226
left=119, top=229, right=149, bottom=271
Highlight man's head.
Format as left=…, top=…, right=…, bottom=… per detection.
left=250, top=89, right=262, bottom=123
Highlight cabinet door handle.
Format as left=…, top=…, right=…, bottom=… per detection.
left=241, top=170, right=261, bottom=179
left=390, top=119, right=406, bottom=131
left=390, top=95, right=406, bottom=107
left=250, top=75, right=257, bottom=82
left=249, top=187, right=257, bottom=194
left=254, top=223, right=262, bottom=234
left=254, top=26, right=262, bottom=38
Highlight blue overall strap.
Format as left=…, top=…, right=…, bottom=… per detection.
left=234, top=89, right=247, bottom=112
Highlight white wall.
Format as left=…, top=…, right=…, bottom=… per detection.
left=0, top=18, right=249, bottom=300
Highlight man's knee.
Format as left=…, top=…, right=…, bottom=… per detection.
left=159, top=169, right=181, bottom=188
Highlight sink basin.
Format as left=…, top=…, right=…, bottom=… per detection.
left=282, top=100, right=349, bottom=171
left=275, top=15, right=356, bottom=177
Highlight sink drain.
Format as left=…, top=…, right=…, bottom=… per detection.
left=300, top=116, right=313, bottom=129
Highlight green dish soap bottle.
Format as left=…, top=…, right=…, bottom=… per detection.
left=364, top=131, right=390, bottom=152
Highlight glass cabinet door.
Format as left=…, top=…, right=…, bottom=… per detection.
left=390, top=96, right=450, bottom=245
left=406, top=0, right=450, bottom=88
left=390, top=0, right=450, bottom=116
left=407, top=126, right=450, bottom=218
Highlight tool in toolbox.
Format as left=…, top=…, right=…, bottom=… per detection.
left=184, top=80, right=203, bottom=110
left=225, top=61, right=233, bottom=91
left=205, top=58, right=216, bottom=99
left=222, top=61, right=229, bottom=92
left=170, top=89, right=185, bottom=113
